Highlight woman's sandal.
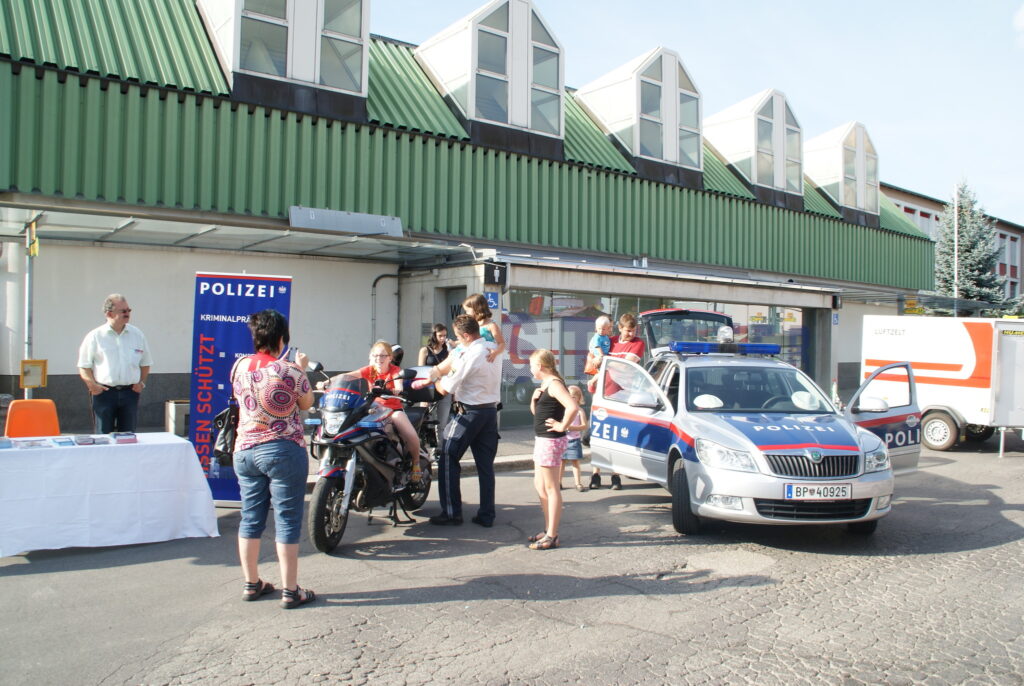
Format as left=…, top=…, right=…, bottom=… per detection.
left=529, top=534, right=559, bottom=550
left=281, top=586, right=316, bottom=610
left=241, top=579, right=275, bottom=602
left=527, top=531, right=547, bottom=543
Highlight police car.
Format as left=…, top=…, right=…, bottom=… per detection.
left=589, top=335, right=920, bottom=535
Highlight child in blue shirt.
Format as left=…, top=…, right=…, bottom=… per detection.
left=586, top=315, right=612, bottom=375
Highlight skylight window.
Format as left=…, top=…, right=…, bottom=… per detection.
left=230, top=0, right=368, bottom=95
left=416, top=1, right=564, bottom=138
left=804, top=122, right=880, bottom=214
left=705, top=89, right=800, bottom=194
left=575, top=48, right=702, bottom=171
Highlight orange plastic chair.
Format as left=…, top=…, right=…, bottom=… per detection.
left=4, top=399, right=61, bottom=437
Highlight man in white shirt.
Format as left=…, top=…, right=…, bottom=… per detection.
left=418, top=314, right=501, bottom=526
left=78, top=294, right=153, bottom=433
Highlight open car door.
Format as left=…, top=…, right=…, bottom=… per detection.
left=846, top=362, right=921, bottom=475
left=589, top=357, right=676, bottom=484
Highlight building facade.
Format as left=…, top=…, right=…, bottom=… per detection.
left=1, top=0, right=933, bottom=430
left=883, top=182, right=1023, bottom=301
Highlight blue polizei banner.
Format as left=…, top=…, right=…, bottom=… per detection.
left=189, top=272, right=292, bottom=502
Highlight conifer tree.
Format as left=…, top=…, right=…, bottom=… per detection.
left=933, top=182, right=1005, bottom=313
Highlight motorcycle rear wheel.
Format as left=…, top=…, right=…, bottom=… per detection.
left=308, top=478, right=349, bottom=553
left=400, top=460, right=432, bottom=511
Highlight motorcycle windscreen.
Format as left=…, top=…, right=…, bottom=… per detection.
left=322, top=372, right=369, bottom=412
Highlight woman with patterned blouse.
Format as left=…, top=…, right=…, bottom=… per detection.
left=232, top=310, right=315, bottom=609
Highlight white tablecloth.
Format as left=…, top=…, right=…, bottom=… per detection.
left=0, top=432, right=219, bottom=557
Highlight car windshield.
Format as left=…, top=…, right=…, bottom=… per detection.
left=685, top=365, right=834, bottom=414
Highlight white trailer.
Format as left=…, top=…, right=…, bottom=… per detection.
left=861, top=315, right=1024, bottom=453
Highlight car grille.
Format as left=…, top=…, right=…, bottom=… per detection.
left=754, top=498, right=872, bottom=520
left=764, top=453, right=859, bottom=478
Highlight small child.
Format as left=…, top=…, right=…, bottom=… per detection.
left=585, top=315, right=613, bottom=393
left=463, top=293, right=506, bottom=363
left=560, top=385, right=589, bottom=491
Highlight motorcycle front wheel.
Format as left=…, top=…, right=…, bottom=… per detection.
left=399, top=460, right=432, bottom=511
left=308, top=478, right=349, bottom=553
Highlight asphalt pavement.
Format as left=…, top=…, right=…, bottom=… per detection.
left=2, top=431, right=1024, bottom=685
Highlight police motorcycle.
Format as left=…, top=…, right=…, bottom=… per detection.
left=304, top=363, right=438, bottom=553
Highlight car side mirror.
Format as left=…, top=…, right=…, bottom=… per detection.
left=852, top=396, right=889, bottom=413
left=627, top=391, right=661, bottom=410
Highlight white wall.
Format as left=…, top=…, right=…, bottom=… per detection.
left=4, top=242, right=397, bottom=376
left=835, top=301, right=898, bottom=364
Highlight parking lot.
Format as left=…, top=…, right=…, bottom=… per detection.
left=2, top=432, right=1023, bottom=685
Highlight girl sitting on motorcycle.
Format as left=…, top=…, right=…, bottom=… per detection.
left=358, top=341, right=422, bottom=482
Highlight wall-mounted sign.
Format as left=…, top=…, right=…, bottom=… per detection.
left=483, top=262, right=507, bottom=286
left=20, top=359, right=47, bottom=388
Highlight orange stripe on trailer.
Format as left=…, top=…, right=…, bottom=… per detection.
left=864, top=359, right=962, bottom=372
left=864, top=322, right=993, bottom=389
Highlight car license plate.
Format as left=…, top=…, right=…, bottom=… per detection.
left=784, top=483, right=851, bottom=500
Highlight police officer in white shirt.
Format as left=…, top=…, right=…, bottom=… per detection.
left=77, top=294, right=153, bottom=433
left=416, top=314, right=502, bottom=527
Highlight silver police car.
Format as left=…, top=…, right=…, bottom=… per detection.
left=589, top=339, right=920, bottom=535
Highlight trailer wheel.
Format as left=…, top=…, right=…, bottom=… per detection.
left=922, top=411, right=957, bottom=451
left=964, top=425, right=995, bottom=443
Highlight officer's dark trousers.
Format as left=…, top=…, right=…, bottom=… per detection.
left=437, top=407, right=498, bottom=522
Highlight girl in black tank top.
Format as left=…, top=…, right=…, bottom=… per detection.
left=527, top=349, right=580, bottom=551
left=533, top=386, right=566, bottom=438
left=418, top=324, right=451, bottom=367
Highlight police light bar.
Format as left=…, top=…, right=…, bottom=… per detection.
left=669, top=341, right=781, bottom=355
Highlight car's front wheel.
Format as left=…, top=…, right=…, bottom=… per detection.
left=670, top=460, right=701, bottom=535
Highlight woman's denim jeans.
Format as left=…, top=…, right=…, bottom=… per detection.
left=234, top=439, right=308, bottom=544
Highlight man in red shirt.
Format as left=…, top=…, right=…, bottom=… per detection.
left=589, top=313, right=645, bottom=490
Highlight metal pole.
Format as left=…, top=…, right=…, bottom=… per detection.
left=953, top=186, right=959, bottom=317
left=23, top=221, right=35, bottom=399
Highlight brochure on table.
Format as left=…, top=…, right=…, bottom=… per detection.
left=0, top=433, right=138, bottom=449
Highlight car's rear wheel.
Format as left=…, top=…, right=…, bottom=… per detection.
left=670, top=459, right=701, bottom=535
left=846, top=519, right=878, bottom=535
left=922, top=411, right=957, bottom=451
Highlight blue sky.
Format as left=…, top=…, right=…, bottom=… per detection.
left=372, top=0, right=1024, bottom=224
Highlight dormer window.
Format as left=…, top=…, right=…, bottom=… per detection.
left=210, top=0, right=368, bottom=95
left=704, top=89, right=802, bottom=194
left=576, top=48, right=702, bottom=170
left=530, top=11, right=560, bottom=135
left=754, top=95, right=801, bottom=192
left=417, top=0, right=564, bottom=138
left=805, top=122, right=880, bottom=215
left=476, top=4, right=509, bottom=122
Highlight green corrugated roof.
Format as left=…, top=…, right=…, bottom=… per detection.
left=0, top=0, right=227, bottom=94
left=0, top=66, right=935, bottom=290
left=702, top=142, right=755, bottom=199
left=803, top=178, right=843, bottom=218
left=879, top=191, right=930, bottom=238
left=367, top=38, right=468, bottom=140
left=564, top=93, right=635, bottom=173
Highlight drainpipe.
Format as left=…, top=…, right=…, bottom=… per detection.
left=23, top=219, right=39, bottom=399
left=371, top=273, right=399, bottom=346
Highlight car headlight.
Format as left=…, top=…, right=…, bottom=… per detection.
left=695, top=438, right=757, bottom=473
left=863, top=443, right=890, bottom=473
left=322, top=410, right=347, bottom=435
